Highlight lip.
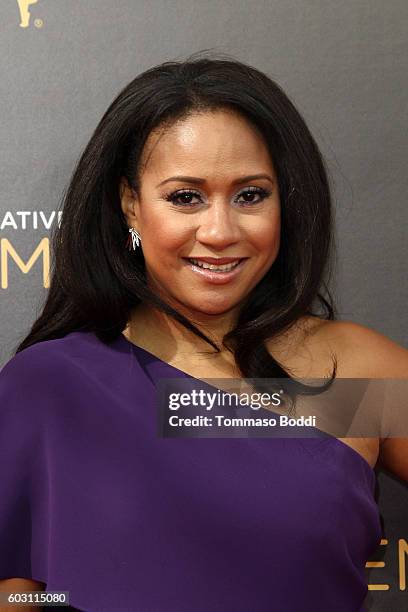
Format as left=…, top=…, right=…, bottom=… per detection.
left=183, top=257, right=248, bottom=285
left=185, top=256, right=244, bottom=264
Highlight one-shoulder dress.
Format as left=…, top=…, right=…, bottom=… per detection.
left=0, top=331, right=382, bottom=611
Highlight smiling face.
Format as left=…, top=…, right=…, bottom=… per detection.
left=120, top=108, right=281, bottom=323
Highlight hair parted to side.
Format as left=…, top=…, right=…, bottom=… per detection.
left=15, top=50, right=338, bottom=389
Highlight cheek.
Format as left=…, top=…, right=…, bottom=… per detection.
left=251, top=212, right=281, bottom=257
left=141, top=214, right=191, bottom=259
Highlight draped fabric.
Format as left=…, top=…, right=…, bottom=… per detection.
left=0, top=331, right=382, bottom=611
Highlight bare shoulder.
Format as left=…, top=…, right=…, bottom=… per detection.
left=269, top=316, right=408, bottom=480
left=314, top=318, right=408, bottom=378
left=267, top=315, right=408, bottom=378
left=322, top=319, right=408, bottom=481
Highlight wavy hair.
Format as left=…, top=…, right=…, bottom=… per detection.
left=15, top=50, right=337, bottom=391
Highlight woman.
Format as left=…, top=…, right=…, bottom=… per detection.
left=0, top=53, right=407, bottom=612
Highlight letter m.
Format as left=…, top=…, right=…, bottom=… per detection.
left=1, top=238, right=50, bottom=289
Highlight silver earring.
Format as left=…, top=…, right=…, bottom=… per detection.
left=126, top=227, right=142, bottom=251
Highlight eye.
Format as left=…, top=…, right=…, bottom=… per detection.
left=163, top=186, right=272, bottom=208
left=164, top=189, right=202, bottom=207
left=234, top=186, right=272, bottom=205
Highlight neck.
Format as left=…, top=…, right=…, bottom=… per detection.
left=124, top=302, right=239, bottom=360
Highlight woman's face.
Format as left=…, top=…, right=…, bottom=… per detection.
left=121, top=109, right=281, bottom=320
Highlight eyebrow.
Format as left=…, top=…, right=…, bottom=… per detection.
left=156, top=174, right=274, bottom=188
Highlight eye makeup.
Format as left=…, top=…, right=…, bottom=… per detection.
left=163, top=186, right=272, bottom=208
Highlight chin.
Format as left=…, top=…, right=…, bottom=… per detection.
left=184, top=300, right=240, bottom=317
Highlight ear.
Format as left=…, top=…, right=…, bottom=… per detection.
left=119, top=177, right=140, bottom=226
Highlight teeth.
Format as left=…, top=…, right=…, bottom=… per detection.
left=189, top=258, right=241, bottom=272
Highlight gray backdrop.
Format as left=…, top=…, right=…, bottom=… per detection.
left=1, top=1, right=407, bottom=608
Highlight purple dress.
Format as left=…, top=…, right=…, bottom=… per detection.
left=0, top=331, right=382, bottom=611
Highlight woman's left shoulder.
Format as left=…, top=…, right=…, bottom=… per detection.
left=313, top=318, right=408, bottom=378
left=306, top=318, right=408, bottom=481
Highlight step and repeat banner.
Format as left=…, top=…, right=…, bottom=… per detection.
left=1, top=1, right=407, bottom=609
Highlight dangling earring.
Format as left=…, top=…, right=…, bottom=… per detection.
left=125, top=227, right=142, bottom=251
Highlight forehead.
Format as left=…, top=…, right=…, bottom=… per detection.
left=138, top=109, right=275, bottom=181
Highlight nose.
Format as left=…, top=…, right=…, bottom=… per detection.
left=195, top=201, right=242, bottom=250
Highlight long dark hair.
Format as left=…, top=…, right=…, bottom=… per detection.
left=15, top=50, right=337, bottom=389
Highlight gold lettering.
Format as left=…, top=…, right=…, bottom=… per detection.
left=367, top=538, right=389, bottom=591
left=17, top=0, right=38, bottom=28
left=399, top=539, right=408, bottom=591
left=1, top=238, right=50, bottom=288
